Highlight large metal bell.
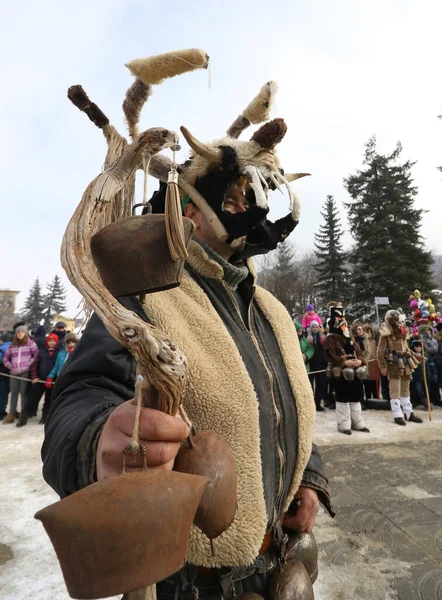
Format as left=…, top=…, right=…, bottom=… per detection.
left=35, top=470, right=208, bottom=599
left=285, top=531, right=318, bottom=583
left=91, top=214, right=195, bottom=297
left=267, top=560, right=314, bottom=600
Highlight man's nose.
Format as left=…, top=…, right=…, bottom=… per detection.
left=234, top=202, right=248, bottom=213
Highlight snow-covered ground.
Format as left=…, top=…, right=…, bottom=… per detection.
left=1, top=407, right=441, bottom=599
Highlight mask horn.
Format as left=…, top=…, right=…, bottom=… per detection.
left=180, top=126, right=222, bottom=162
left=283, top=172, right=311, bottom=182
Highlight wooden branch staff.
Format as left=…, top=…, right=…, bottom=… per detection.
left=62, top=126, right=187, bottom=412
left=420, top=335, right=432, bottom=421
left=60, top=128, right=187, bottom=600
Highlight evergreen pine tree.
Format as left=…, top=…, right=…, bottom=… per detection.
left=344, top=136, right=434, bottom=318
left=258, top=241, right=297, bottom=315
left=42, top=275, right=67, bottom=327
left=314, top=195, right=348, bottom=307
left=23, top=278, right=45, bottom=331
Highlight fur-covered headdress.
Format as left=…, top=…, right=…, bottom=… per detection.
left=67, top=49, right=309, bottom=258
left=327, top=302, right=350, bottom=338
left=384, top=309, right=406, bottom=338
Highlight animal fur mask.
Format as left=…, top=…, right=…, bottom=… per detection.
left=385, top=309, right=406, bottom=337
left=148, top=117, right=308, bottom=253
left=67, top=50, right=310, bottom=256
left=327, top=302, right=350, bottom=338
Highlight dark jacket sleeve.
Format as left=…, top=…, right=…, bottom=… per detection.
left=41, top=296, right=147, bottom=498
left=293, top=444, right=335, bottom=517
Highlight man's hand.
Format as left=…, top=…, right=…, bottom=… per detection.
left=283, top=486, right=320, bottom=533
left=32, top=378, right=39, bottom=384
left=96, top=402, right=190, bottom=481
left=302, top=353, right=307, bottom=363
left=380, top=367, right=388, bottom=377
left=344, top=359, right=361, bottom=368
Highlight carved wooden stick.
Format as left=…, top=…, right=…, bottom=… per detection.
left=61, top=128, right=187, bottom=415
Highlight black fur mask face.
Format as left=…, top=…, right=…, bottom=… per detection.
left=147, top=146, right=297, bottom=252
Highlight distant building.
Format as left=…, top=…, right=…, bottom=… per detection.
left=51, top=313, right=76, bottom=333
left=0, top=290, right=20, bottom=332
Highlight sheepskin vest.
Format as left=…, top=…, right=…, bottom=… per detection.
left=143, top=241, right=315, bottom=568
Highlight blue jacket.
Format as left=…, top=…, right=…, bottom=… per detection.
left=0, top=341, right=12, bottom=375
left=48, top=349, right=68, bottom=379
left=0, top=341, right=12, bottom=363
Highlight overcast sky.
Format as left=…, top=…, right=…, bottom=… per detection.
left=1, top=0, right=441, bottom=315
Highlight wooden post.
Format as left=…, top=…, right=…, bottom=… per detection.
left=374, top=359, right=380, bottom=400
left=420, top=335, right=432, bottom=421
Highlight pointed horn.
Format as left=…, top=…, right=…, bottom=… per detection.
left=180, top=126, right=222, bottom=162
left=283, top=173, right=311, bottom=182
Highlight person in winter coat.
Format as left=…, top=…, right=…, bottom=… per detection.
left=294, top=321, right=314, bottom=372
left=324, top=303, right=369, bottom=435
left=409, top=340, right=442, bottom=408
left=433, top=323, right=442, bottom=387
left=377, top=310, right=423, bottom=426
left=301, top=304, right=322, bottom=330
left=363, top=325, right=379, bottom=400
left=46, top=333, right=79, bottom=388
left=2, top=326, right=38, bottom=423
left=42, top=154, right=333, bottom=597
left=0, top=333, right=12, bottom=419
left=16, top=333, right=60, bottom=427
left=307, top=321, right=328, bottom=411
left=51, top=321, right=68, bottom=347
left=33, top=325, right=47, bottom=349
left=421, top=325, right=439, bottom=357
left=351, top=323, right=371, bottom=407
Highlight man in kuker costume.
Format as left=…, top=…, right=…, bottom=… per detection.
left=41, top=50, right=333, bottom=599
left=324, top=302, right=370, bottom=435
left=377, top=309, right=423, bottom=426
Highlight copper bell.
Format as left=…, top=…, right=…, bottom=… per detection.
left=91, top=214, right=195, bottom=296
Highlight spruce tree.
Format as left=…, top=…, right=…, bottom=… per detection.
left=344, top=137, right=434, bottom=318
left=23, top=278, right=45, bottom=331
left=314, top=195, right=348, bottom=308
left=258, top=241, right=298, bottom=316
left=42, top=275, right=67, bottom=327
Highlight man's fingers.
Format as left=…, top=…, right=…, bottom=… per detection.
left=100, top=437, right=181, bottom=468
left=112, top=404, right=190, bottom=441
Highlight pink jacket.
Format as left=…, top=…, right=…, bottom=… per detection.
left=301, top=312, right=322, bottom=329
left=3, top=340, right=38, bottom=374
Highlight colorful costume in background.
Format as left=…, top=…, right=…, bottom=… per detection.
left=324, top=303, right=369, bottom=435
left=377, top=310, right=422, bottom=425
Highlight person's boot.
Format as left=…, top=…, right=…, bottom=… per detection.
left=316, top=403, right=325, bottom=412
left=400, top=397, right=422, bottom=424
left=350, top=402, right=370, bottom=432
left=2, top=412, right=15, bottom=424
left=406, top=412, right=423, bottom=423
left=336, top=402, right=351, bottom=435
left=391, top=399, right=405, bottom=425
left=16, top=416, right=28, bottom=427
